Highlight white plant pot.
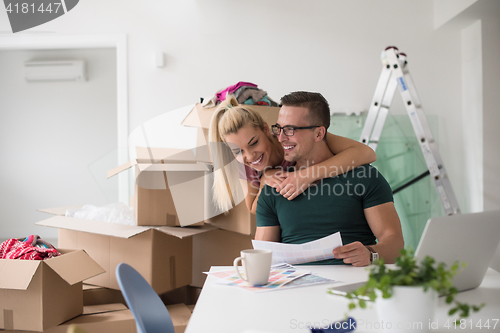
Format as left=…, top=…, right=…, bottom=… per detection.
left=375, top=285, right=438, bottom=333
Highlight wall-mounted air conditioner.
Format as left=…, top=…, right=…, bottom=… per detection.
left=24, top=60, right=87, bottom=82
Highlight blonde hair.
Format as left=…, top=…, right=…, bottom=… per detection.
left=209, top=96, right=267, bottom=213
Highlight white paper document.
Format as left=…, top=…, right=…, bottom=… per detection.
left=252, top=232, right=343, bottom=265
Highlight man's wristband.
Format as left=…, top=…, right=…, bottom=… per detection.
left=365, top=245, right=379, bottom=263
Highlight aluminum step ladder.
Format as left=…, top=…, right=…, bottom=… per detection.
left=360, top=47, right=460, bottom=216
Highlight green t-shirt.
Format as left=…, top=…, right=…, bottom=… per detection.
left=256, top=164, right=393, bottom=265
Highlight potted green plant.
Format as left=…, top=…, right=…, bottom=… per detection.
left=330, top=248, right=484, bottom=333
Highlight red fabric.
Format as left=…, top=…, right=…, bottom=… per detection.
left=0, top=235, right=60, bottom=260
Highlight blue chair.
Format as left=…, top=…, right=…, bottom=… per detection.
left=116, top=263, right=175, bottom=333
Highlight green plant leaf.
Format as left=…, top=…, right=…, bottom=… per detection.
left=342, top=247, right=486, bottom=319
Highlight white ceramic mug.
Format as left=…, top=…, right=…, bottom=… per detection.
left=233, top=249, right=272, bottom=286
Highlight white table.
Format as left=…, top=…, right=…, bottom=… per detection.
left=186, top=266, right=500, bottom=333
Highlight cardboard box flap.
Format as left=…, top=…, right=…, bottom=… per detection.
left=0, top=259, right=40, bottom=290
left=36, top=215, right=215, bottom=239
left=107, top=159, right=137, bottom=179
left=82, top=303, right=127, bottom=315
left=181, top=104, right=204, bottom=128
left=44, top=249, right=105, bottom=285
left=36, top=216, right=150, bottom=239
left=137, top=163, right=211, bottom=173
left=181, top=103, right=218, bottom=129
left=37, top=205, right=84, bottom=216
left=108, top=148, right=207, bottom=179
left=83, top=283, right=101, bottom=290
left=155, top=224, right=218, bottom=239
left=136, top=146, right=197, bottom=163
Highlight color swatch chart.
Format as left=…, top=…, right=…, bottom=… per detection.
left=209, top=267, right=310, bottom=292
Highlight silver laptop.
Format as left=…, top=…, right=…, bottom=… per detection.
left=329, top=210, right=500, bottom=298
left=415, top=210, right=500, bottom=292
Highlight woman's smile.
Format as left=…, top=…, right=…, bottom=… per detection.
left=248, top=153, right=264, bottom=166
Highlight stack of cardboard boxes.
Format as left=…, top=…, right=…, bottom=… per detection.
left=0, top=248, right=138, bottom=332
left=18, top=103, right=280, bottom=331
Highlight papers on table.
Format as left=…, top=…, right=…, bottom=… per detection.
left=252, top=232, right=343, bottom=265
left=205, top=264, right=336, bottom=292
left=283, top=273, right=336, bottom=289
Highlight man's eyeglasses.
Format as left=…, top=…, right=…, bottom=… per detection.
left=271, top=124, right=320, bottom=137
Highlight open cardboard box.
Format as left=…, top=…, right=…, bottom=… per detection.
left=39, top=303, right=189, bottom=333
left=83, top=284, right=125, bottom=306
left=181, top=103, right=281, bottom=235
left=0, top=249, right=104, bottom=332
left=0, top=304, right=135, bottom=333
left=105, top=102, right=280, bottom=234
left=166, top=303, right=192, bottom=333
left=108, top=145, right=258, bottom=236
left=36, top=208, right=217, bottom=294
left=108, top=147, right=211, bottom=227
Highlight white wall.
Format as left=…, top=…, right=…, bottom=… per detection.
left=0, top=48, right=117, bottom=240
left=434, top=0, right=477, bottom=29
left=0, top=0, right=469, bottom=206
left=461, top=20, right=483, bottom=214
left=479, top=1, right=500, bottom=272
left=480, top=4, right=500, bottom=212
left=436, top=0, right=500, bottom=271
left=0, top=1, right=498, bottom=244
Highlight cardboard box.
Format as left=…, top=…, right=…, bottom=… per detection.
left=159, top=286, right=192, bottom=307
left=0, top=249, right=105, bottom=332
left=0, top=304, right=136, bottom=333
left=182, top=103, right=280, bottom=235
left=47, top=303, right=189, bottom=333
left=160, top=286, right=201, bottom=307
left=106, top=103, right=274, bottom=233
left=204, top=199, right=256, bottom=236
left=83, top=284, right=125, bottom=306
left=36, top=212, right=216, bottom=294
left=81, top=286, right=194, bottom=333
left=181, top=103, right=281, bottom=131
left=108, top=147, right=210, bottom=227
left=191, top=229, right=254, bottom=287
left=166, top=303, right=192, bottom=333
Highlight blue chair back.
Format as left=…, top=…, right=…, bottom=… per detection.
left=116, top=263, right=175, bottom=333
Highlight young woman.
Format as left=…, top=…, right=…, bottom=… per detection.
left=209, top=96, right=376, bottom=215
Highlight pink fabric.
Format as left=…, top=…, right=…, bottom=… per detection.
left=216, top=82, right=258, bottom=103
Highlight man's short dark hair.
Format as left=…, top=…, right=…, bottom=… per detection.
left=280, top=91, right=331, bottom=131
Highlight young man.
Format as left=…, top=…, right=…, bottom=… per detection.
left=255, top=91, right=404, bottom=267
